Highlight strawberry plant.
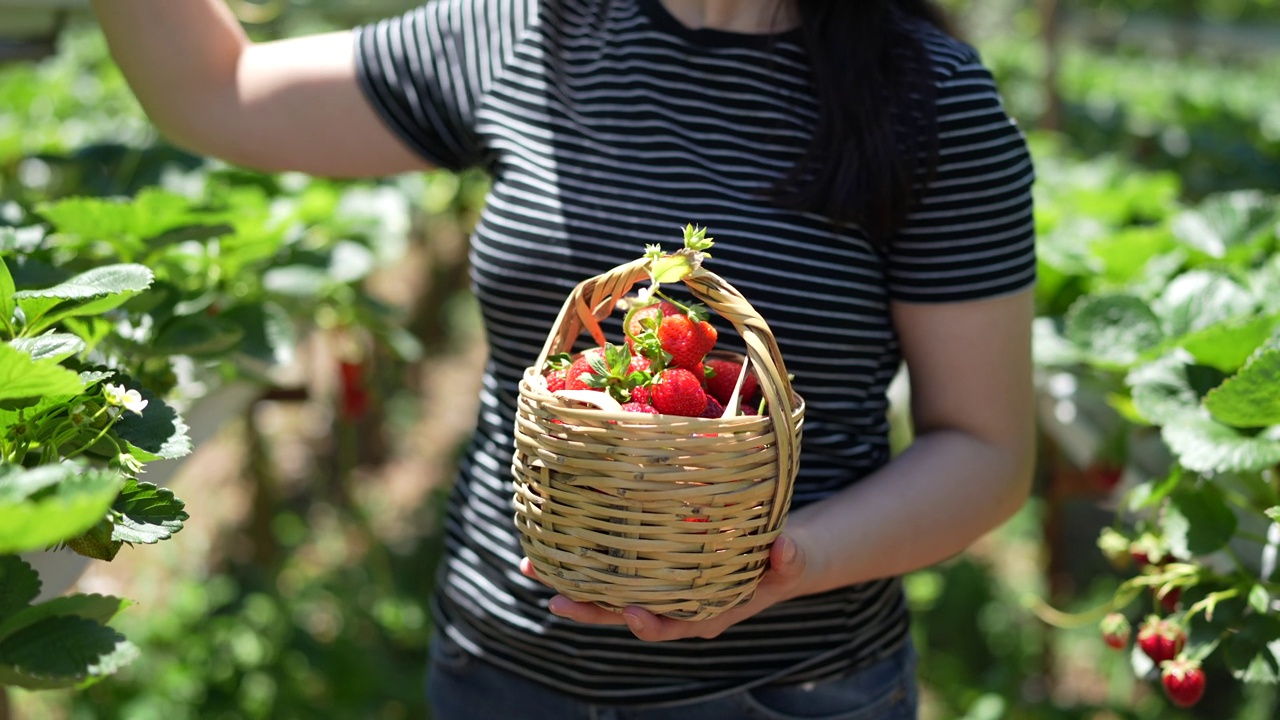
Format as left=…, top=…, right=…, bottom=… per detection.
left=1033, top=143, right=1280, bottom=708
left=0, top=253, right=192, bottom=689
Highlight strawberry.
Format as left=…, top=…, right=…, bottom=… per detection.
left=1137, top=616, right=1185, bottom=665
left=566, top=348, right=606, bottom=390
left=705, top=358, right=758, bottom=405
left=625, top=300, right=680, bottom=346
left=700, top=396, right=725, bottom=418
left=650, top=368, right=707, bottom=417
left=620, top=402, right=659, bottom=414
left=1161, top=658, right=1206, bottom=708
left=1100, top=613, right=1130, bottom=650
left=1155, top=586, right=1182, bottom=614
left=1130, top=533, right=1165, bottom=568
left=546, top=369, right=567, bottom=393
left=657, top=313, right=717, bottom=369
left=631, top=385, right=651, bottom=405
left=337, top=360, right=370, bottom=420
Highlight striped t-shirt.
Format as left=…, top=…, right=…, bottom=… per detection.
left=355, top=0, right=1035, bottom=705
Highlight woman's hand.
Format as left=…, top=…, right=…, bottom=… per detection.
left=519, top=532, right=814, bottom=642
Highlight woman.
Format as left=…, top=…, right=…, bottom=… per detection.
left=92, top=1, right=1037, bottom=717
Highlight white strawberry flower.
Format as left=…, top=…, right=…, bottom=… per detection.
left=103, top=383, right=148, bottom=416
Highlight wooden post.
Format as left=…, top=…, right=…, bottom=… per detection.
left=1038, top=0, right=1064, bottom=132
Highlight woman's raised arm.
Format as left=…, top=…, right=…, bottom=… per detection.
left=90, top=0, right=430, bottom=177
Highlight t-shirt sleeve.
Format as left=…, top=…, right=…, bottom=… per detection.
left=886, top=49, right=1037, bottom=303
left=353, top=0, right=525, bottom=171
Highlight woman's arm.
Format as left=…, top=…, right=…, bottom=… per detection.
left=90, top=0, right=430, bottom=176
left=525, top=287, right=1037, bottom=640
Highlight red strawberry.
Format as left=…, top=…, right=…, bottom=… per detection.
left=1100, top=613, right=1130, bottom=650
left=1155, top=586, right=1182, bottom=613
left=566, top=348, right=606, bottom=390
left=1161, top=658, right=1206, bottom=708
left=545, top=368, right=567, bottom=393
left=1130, top=533, right=1165, bottom=568
left=1137, top=617, right=1185, bottom=665
left=337, top=360, right=370, bottom=420
left=657, top=314, right=717, bottom=369
left=700, top=396, right=725, bottom=418
left=705, top=358, right=758, bottom=405
left=620, top=402, right=659, bottom=414
left=631, top=385, right=651, bottom=404
left=650, top=368, right=707, bottom=417
left=625, top=300, right=680, bottom=345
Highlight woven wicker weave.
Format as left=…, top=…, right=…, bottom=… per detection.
left=511, top=256, right=805, bottom=621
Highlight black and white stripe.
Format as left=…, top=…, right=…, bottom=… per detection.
left=356, top=0, right=1034, bottom=704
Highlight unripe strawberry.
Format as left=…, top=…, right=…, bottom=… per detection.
left=1100, top=613, right=1130, bottom=650
left=650, top=368, right=707, bottom=417
left=1161, top=658, right=1206, bottom=708
left=705, top=358, right=758, bottom=405
left=1137, top=616, right=1185, bottom=665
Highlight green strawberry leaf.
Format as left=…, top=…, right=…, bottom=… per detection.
left=111, top=382, right=192, bottom=461
left=145, top=313, right=245, bottom=358
left=1249, top=585, right=1273, bottom=616
left=0, top=556, right=41, bottom=621
left=1162, top=414, right=1280, bottom=473
left=1064, top=294, right=1163, bottom=368
left=1204, top=348, right=1280, bottom=428
left=1223, top=614, right=1280, bottom=685
left=1126, top=351, right=1200, bottom=425
left=12, top=264, right=153, bottom=334
left=1164, top=483, right=1237, bottom=559
left=8, top=333, right=86, bottom=363
left=38, top=189, right=196, bottom=246
left=218, top=301, right=296, bottom=368
left=0, top=594, right=131, bottom=643
left=1171, top=190, right=1279, bottom=261
left=0, top=254, right=15, bottom=333
left=1267, top=506, right=1280, bottom=524
left=1179, top=314, right=1279, bottom=374
left=0, top=615, right=137, bottom=689
left=1152, top=270, right=1256, bottom=340
left=109, top=479, right=187, bottom=545
left=0, top=343, right=85, bottom=401
left=0, top=465, right=122, bottom=555
left=262, top=265, right=331, bottom=298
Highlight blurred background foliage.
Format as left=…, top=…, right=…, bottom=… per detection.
left=1, top=0, right=1279, bottom=718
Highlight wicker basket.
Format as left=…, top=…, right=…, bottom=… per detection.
left=511, top=256, right=805, bottom=621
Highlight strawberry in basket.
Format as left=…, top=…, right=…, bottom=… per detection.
left=513, top=224, right=804, bottom=621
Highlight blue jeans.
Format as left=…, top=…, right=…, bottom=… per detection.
left=427, top=632, right=919, bottom=720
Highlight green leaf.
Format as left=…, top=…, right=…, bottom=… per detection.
left=1031, top=318, right=1082, bottom=367
left=1152, top=270, right=1257, bottom=340
left=262, top=265, right=331, bottom=298
left=109, top=479, right=187, bottom=544
left=1162, top=414, right=1280, bottom=473
left=0, top=465, right=122, bottom=555
left=1163, top=483, right=1238, bottom=559
left=649, top=254, right=694, bottom=284
left=0, top=254, right=15, bottom=333
left=0, top=615, right=137, bottom=689
left=110, top=383, right=192, bottom=461
left=1249, top=585, right=1272, bottom=616
left=1204, top=348, right=1280, bottom=428
left=0, top=343, right=85, bottom=401
left=0, top=594, right=130, bottom=643
left=1064, top=294, right=1164, bottom=368
left=39, top=189, right=195, bottom=244
left=1171, top=191, right=1279, bottom=261
left=1267, top=506, right=1280, bottom=524
left=146, top=313, right=245, bottom=357
left=1179, top=314, right=1279, bottom=374
left=13, top=264, right=153, bottom=333
left=1223, top=614, right=1280, bottom=685
left=8, top=333, right=85, bottom=363
left=1126, top=351, right=1201, bottom=424
left=12, top=264, right=153, bottom=303
left=0, top=556, right=40, bottom=621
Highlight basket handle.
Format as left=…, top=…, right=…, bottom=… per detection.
left=532, top=259, right=801, bottom=535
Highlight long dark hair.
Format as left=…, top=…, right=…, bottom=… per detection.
left=771, top=0, right=954, bottom=245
